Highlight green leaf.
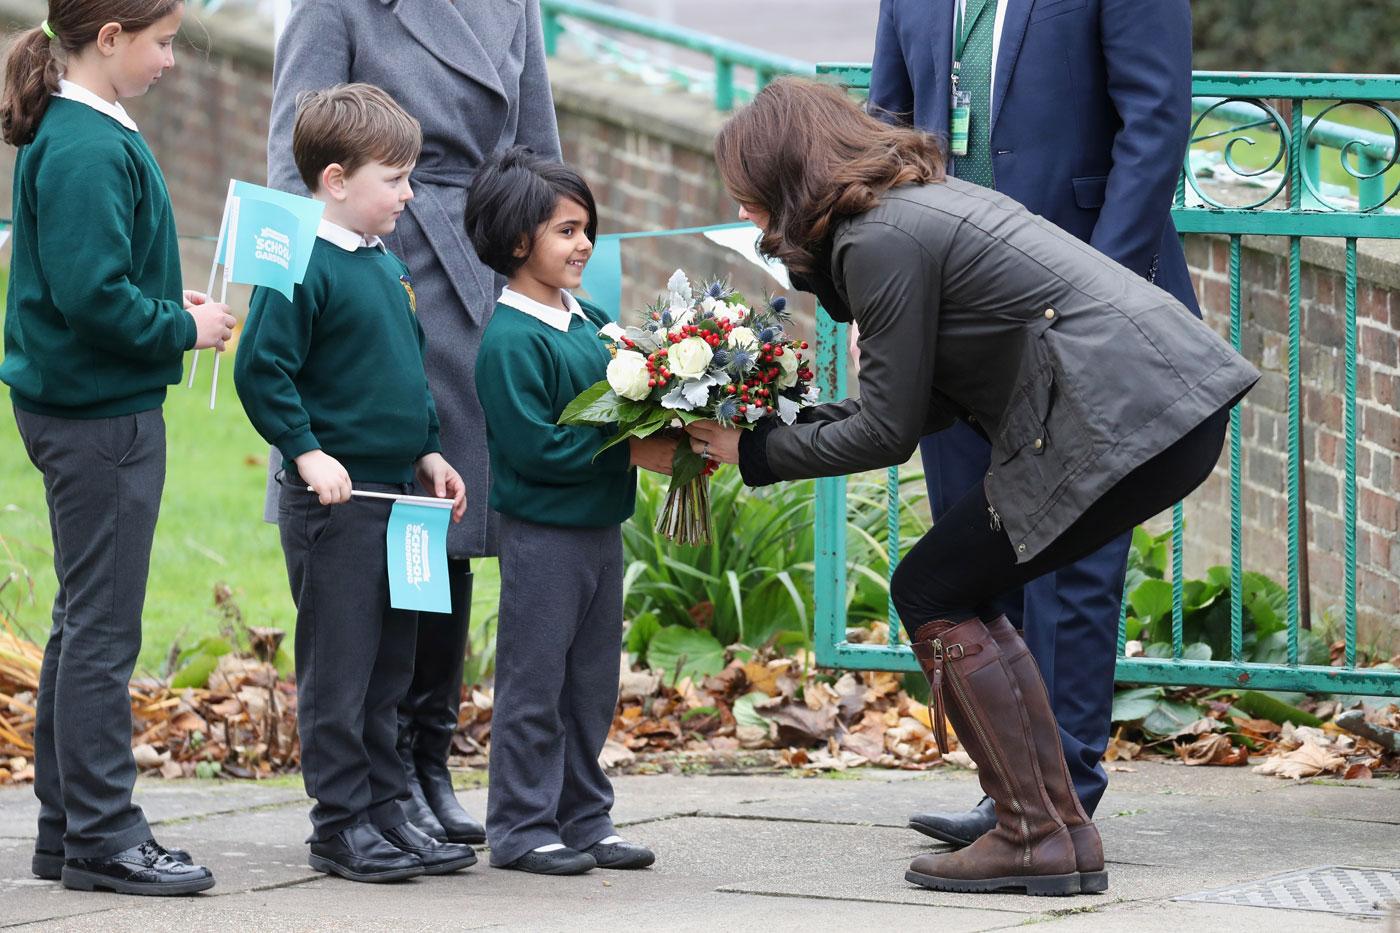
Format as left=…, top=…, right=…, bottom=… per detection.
left=681, top=705, right=719, bottom=722
left=732, top=691, right=773, bottom=730
left=175, top=635, right=232, bottom=669
left=558, top=381, right=622, bottom=425
left=625, top=612, right=662, bottom=665
left=1233, top=690, right=1323, bottom=728
left=669, top=446, right=707, bottom=488
left=646, top=625, right=726, bottom=685
left=1129, top=578, right=1173, bottom=623
left=1183, top=641, right=1213, bottom=661
left=171, top=651, right=221, bottom=690
left=1111, top=686, right=1163, bottom=723
left=1141, top=697, right=1203, bottom=737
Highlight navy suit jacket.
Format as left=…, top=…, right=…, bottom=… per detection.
left=871, top=0, right=1199, bottom=312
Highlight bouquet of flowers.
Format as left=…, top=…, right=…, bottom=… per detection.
left=559, top=270, right=818, bottom=545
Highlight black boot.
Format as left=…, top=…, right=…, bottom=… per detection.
left=909, top=796, right=997, bottom=848
left=399, top=561, right=486, bottom=845
left=397, top=715, right=448, bottom=842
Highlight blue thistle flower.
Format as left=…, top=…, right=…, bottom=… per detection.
left=769, top=296, right=787, bottom=314
left=716, top=397, right=739, bottom=421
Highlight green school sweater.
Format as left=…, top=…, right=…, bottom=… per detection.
left=233, top=239, right=440, bottom=484
left=475, top=296, right=636, bottom=528
left=1, top=97, right=195, bottom=418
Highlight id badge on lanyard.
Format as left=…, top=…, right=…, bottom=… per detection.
left=949, top=0, right=983, bottom=157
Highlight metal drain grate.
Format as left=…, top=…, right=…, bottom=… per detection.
left=1175, top=866, right=1400, bottom=917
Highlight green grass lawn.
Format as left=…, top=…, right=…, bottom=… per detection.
left=1, top=289, right=499, bottom=673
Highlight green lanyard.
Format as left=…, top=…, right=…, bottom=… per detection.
left=949, top=0, right=989, bottom=156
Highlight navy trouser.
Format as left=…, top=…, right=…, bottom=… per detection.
left=917, top=420, right=1130, bottom=815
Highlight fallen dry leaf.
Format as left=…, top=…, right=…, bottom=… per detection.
left=1253, top=741, right=1346, bottom=779
left=1176, top=733, right=1249, bottom=767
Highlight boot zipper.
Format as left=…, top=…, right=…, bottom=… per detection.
left=937, top=639, right=1032, bottom=868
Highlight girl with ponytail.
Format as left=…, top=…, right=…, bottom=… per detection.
left=0, top=0, right=235, bottom=896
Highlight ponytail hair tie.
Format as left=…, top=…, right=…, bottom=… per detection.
left=40, top=20, right=55, bottom=40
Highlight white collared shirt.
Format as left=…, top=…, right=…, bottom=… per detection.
left=497, top=286, right=585, bottom=332
left=952, top=0, right=1010, bottom=110
left=315, top=218, right=384, bottom=252
left=54, top=79, right=138, bottom=132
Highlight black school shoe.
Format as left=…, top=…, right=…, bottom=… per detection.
left=584, top=839, right=655, bottom=870
left=61, top=840, right=215, bottom=895
left=381, top=821, right=477, bottom=875
left=500, top=847, right=596, bottom=875
left=34, top=844, right=193, bottom=881
left=308, top=823, right=425, bottom=883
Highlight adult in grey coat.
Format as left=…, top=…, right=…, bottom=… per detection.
left=691, top=79, right=1258, bottom=896
left=266, top=0, right=562, bottom=846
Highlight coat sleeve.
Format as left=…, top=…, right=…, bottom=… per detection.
left=516, top=0, right=562, bottom=159
left=742, top=221, right=942, bottom=486
left=1089, top=0, right=1192, bottom=279
left=267, top=0, right=353, bottom=195
left=869, top=0, right=915, bottom=126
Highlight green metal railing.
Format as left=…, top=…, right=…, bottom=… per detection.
left=538, top=8, right=1399, bottom=696
left=540, top=0, right=814, bottom=110
left=810, top=65, right=1400, bottom=698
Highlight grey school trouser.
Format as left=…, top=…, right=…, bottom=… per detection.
left=15, top=406, right=163, bottom=859
left=277, top=479, right=417, bottom=842
left=486, top=516, right=624, bottom=866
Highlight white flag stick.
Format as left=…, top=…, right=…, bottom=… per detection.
left=207, top=194, right=240, bottom=411
left=208, top=272, right=231, bottom=410
left=189, top=180, right=236, bottom=389
left=304, top=486, right=455, bottom=508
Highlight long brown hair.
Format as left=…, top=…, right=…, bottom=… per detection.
left=713, top=77, right=945, bottom=274
left=1, top=0, right=182, bottom=147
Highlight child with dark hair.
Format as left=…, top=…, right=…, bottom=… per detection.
left=466, top=146, right=674, bottom=875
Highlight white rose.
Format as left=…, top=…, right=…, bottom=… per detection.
left=727, top=326, right=759, bottom=350
left=775, top=346, right=800, bottom=388
left=704, top=296, right=748, bottom=324
left=606, top=350, right=652, bottom=401
left=668, top=336, right=714, bottom=379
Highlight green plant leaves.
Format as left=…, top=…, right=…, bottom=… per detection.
left=170, top=636, right=232, bottom=689
left=557, top=380, right=623, bottom=426
left=646, top=625, right=726, bottom=684
left=625, top=612, right=662, bottom=666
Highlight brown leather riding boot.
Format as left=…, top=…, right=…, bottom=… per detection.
left=905, top=617, right=1079, bottom=896
left=985, top=615, right=1107, bottom=893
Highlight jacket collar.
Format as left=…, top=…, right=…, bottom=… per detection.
left=498, top=286, right=585, bottom=331
left=376, top=0, right=514, bottom=101
left=55, top=79, right=138, bottom=131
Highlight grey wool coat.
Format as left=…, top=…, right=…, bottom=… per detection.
left=741, top=179, right=1260, bottom=562
left=262, top=0, right=562, bottom=557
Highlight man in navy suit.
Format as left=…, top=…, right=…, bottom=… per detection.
left=870, top=0, right=1197, bottom=846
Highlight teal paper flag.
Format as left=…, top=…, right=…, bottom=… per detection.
left=579, top=233, right=622, bottom=321
left=386, top=500, right=453, bottom=613
left=217, top=180, right=324, bottom=300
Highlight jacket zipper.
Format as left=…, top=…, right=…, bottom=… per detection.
left=935, top=638, right=1031, bottom=868
left=987, top=504, right=1003, bottom=531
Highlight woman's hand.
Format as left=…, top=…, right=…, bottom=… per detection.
left=685, top=420, right=741, bottom=465
left=415, top=452, right=468, bottom=522
left=629, top=435, right=678, bottom=475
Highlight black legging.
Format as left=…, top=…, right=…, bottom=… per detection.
left=891, top=406, right=1231, bottom=634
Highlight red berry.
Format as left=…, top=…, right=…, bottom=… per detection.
left=739, top=404, right=748, bottom=413
left=648, top=379, right=656, bottom=387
